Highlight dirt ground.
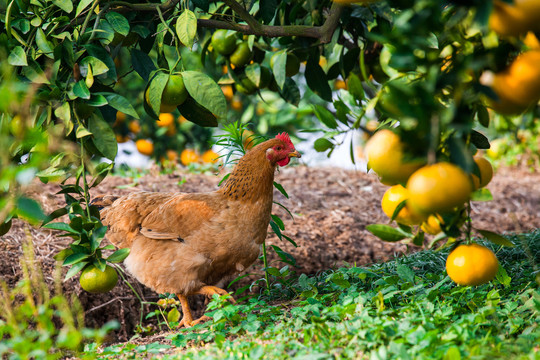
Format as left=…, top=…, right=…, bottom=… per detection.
left=1, top=164, right=539, bottom=341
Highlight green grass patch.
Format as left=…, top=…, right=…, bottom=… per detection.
left=93, top=231, right=540, bottom=359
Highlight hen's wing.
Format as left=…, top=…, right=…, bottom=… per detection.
left=100, top=192, right=221, bottom=247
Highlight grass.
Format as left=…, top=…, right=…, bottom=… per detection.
left=92, top=231, right=539, bottom=359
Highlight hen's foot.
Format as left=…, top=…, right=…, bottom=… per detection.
left=195, top=285, right=236, bottom=304
left=178, top=315, right=211, bottom=328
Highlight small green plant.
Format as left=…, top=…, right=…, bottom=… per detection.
left=0, top=236, right=117, bottom=359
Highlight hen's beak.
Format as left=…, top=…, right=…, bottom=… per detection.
left=288, top=150, right=301, bottom=159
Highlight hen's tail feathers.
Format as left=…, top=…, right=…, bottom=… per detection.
left=90, top=195, right=119, bottom=209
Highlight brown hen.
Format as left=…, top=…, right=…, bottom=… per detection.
left=94, top=133, right=300, bottom=327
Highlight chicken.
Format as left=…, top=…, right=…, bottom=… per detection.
left=93, top=133, right=300, bottom=327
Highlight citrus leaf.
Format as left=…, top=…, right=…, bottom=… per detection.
left=76, top=124, right=92, bottom=138
left=85, top=44, right=117, bottom=81
left=245, top=63, right=262, bottom=87
left=145, top=71, right=168, bottom=118
left=106, top=11, right=129, bottom=36
left=167, top=308, right=181, bottom=323
left=107, top=248, right=130, bottom=263
left=88, top=113, right=118, bottom=160
left=73, top=80, right=90, bottom=99
left=312, top=104, right=337, bottom=129
left=270, top=214, right=285, bottom=230
left=176, top=9, right=197, bottom=49
left=273, top=181, right=289, bottom=199
left=182, top=71, right=227, bottom=119
left=347, top=72, right=364, bottom=102
left=0, top=219, right=12, bottom=236
left=476, top=229, right=515, bottom=247
left=64, top=261, right=88, bottom=280
left=260, top=0, right=277, bottom=23
left=305, top=58, right=332, bottom=102
left=102, top=92, right=139, bottom=118
left=366, top=224, right=409, bottom=242
left=131, top=50, right=155, bottom=82
left=75, top=0, right=93, bottom=17
left=178, top=96, right=218, bottom=127
left=16, top=197, right=46, bottom=224
left=8, top=46, right=27, bottom=66
left=63, top=253, right=91, bottom=266
left=52, top=0, right=72, bottom=12
left=314, top=138, right=333, bottom=152
left=79, top=56, right=109, bottom=76
left=470, top=130, right=490, bottom=150
left=42, top=207, right=68, bottom=226
left=36, top=28, right=54, bottom=58
left=476, top=105, right=490, bottom=128
left=271, top=50, right=287, bottom=90
left=470, top=188, right=493, bottom=202
left=280, top=78, right=300, bottom=106
left=43, top=222, right=79, bottom=233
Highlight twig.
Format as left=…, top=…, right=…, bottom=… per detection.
left=85, top=296, right=134, bottom=313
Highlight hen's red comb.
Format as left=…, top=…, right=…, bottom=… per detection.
left=276, top=132, right=294, bottom=148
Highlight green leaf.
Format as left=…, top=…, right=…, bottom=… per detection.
left=63, top=252, right=91, bottom=266
left=271, top=51, right=287, bottom=90
left=270, top=214, right=285, bottom=230
left=145, top=71, right=168, bottom=118
left=23, top=60, right=50, bottom=84
left=260, top=0, right=277, bottom=23
left=79, top=56, right=109, bottom=76
left=88, top=113, right=118, bottom=160
left=470, top=130, right=490, bottom=150
left=16, top=197, right=46, bottom=224
left=167, top=308, right=181, bottom=323
left=176, top=9, right=197, bottom=49
left=54, top=102, right=71, bottom=123
left=0, top=219, right=12, bottom=236
left=476, top=105, right=490, bottom=128
left=245, top=63, right=262, bottom=87
left=305, top=58, right=332, bottom=102
left=448, top=136, right=474, bottom=173
left=107, top=248, right=130, bottom=263
left=85, top=44, right=117, bottom=81
left=76, top=124, right=92, bottom=138
left=312, top=104, right=337, bottom=129
left=43, top=222, right=79, bottom=234
left=75, top=0, right=93, bottom=17
left=347, top=72, right=364, bottom=102
left=73, top=80, right=90, bottom=99
left=106, top=11, right=129, bottom=36
left=366, top=224, right=409, bottom=242
left=177, top=96, right=218, bottom=127
left=52, top=0, right=72, bottom=13
left=470, top=188, right=493, bottom=202
left=273, top=181, right=289, bottom=199
left=131, top=49, right=156, bottom=82
left=42, top=207, right=68, bottom=226
left=476, top=230, right=515, bottom=247
left=280, top=78, right=300, bottom=106
left=64, top=261, right=87, bottom=280
left=36, top=28, right=54, bottom=58
left=314, top=138, right=333, bottom=152
left=182, top=71, right=227, bottom=120
left=8, top=46, right=27, bottom=66
left=102, top=93, right=139, bottom=118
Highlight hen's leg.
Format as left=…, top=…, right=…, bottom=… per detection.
left=194, top=285, right=236, bottom=304
left=176, top=293, right=212, bottom=327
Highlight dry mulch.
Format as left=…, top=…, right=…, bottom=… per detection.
left=1, top=165, right=539, bottom=340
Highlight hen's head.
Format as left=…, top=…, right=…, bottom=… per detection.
left=264, top=132, right=301, bottom=167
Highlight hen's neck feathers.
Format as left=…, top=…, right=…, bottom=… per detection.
left=218, top=140, right=279, bottom=202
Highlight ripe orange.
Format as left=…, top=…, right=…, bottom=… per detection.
left=114, top=111, right=126, bottom=127
left=166, top=149, right=178, bottom=162
left=128, top=120, right=141, bottom=134
left=136, top=139, right=154, bottom=156
left=471, top=156, right=494, bottom=189
left=489, top=51, right=540, bottom=114
left=229, top=42, right=253, bottom=68
left=79, top=265, right=118, bottom=293
left=489, top=0, right=540, bottom=36
left=381, top=185, right=425, bottom=225
left=116, top=134, right=129, bottom=143
left=524, top=32, right=540, bottom=49
left=446, top=244, right=499, bottom=286
left=157, top=113, right=174, bottom=127
left=221, top=85, right=234, bottom=101
left=242, top=130, right=256, bottom=150
left=180, top=148, right=200, bottom=166
left=407, top=162, right=473, bottom=215
left=166, top=124, right=176, bottom=136
left=421, top=214, right=443, bottom=235
left=334, top=79, right=347, bottom=90
left=211, top=29, right=237, bottom=55
left=364, top=129, right=424, bottom=185
left=201, top=149, right=219, bottom=164
left=230, top=98, right=243, bottom=112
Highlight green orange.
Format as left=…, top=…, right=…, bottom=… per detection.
left=79, top=265, right=118, bottom=293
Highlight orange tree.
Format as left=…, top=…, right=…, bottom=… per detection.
left=1, top=0, right=538, bottom=285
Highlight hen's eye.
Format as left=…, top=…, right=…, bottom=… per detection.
left=277, top=146, right=282, bottom=151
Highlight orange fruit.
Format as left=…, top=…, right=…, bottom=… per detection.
left=524, top=31, right=540, bottom=49
left=180, top=149, right=200, bottom=166
left=230, top=98, right=243, bottom=112
left=178, top=115, right=187, bottom=124
left=166, top=124, right=176, bottom=136
left=157, top=113, right=174, bottom=127
left=116, top=134, right=129, bottom=143
left=381, top=185, right=425, bottom=225
left=166, top=149, right=178, bottom=162
left=446, top=244, right=499, bottom=286
left=489, top=0, right=540, bottom=36
left=211, top=29, right=237, bottom=56
left=201, top=149, right=219, bottom=164
left=242, top=130, right=256, bottom=150
left=160, top=74, right=188, bottom=112
left=471, top=156, right=494, bottom=189
left=221, top=85, right=234, bottom=101
left=364, top=129, right=424, bottom=185
left=128, top=120, right=141, bottom=134
left=114, top=111, right=126, bottom=127
left=229, top=42, right=253, bottom=68
left=489, top=51, right=540, bottom=114
left=270, top=52, right=301, bottom=77
left=79, top=265, right=118, bottom=293
left=136, top=139, right=154, bottom=156
left=421, top=214, right=443, bottom=235
left=407, top=162, right=473, bottom=215
left=334, top=79, right=347, bottom=90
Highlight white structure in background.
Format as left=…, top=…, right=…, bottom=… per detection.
left=114, top=140, right=151, bottom=169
